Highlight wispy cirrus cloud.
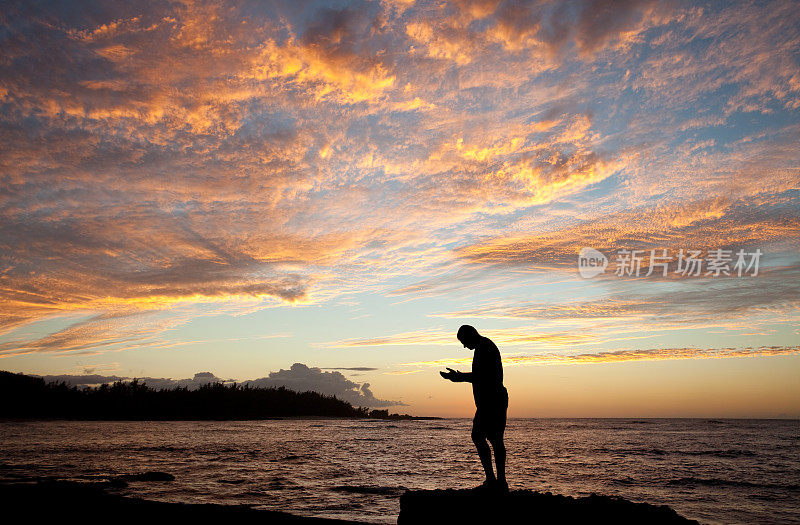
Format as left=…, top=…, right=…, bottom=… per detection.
left=323, top=327, right=596, bottom=348
left=435, top=266, right=800, bottom=326
left=401, top=345, right=800, bottom=368
left=457, top=195, right=800, bottom=270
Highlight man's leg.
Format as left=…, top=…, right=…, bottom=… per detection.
left=487, top=391, right=508, bottom=487
left=471, top=420, right=495, bottom=482
left=488, top=434, right=506, bottom=483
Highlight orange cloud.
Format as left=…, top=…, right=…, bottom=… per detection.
left=323, top=327, right=594, bottom=348
left=457, top=197, right=800, bottom=269
left=1, top=0, right=798, bottom=361
left=248, top=38, right=395, bottom=104
left=402, top=345, right=800, bottom=368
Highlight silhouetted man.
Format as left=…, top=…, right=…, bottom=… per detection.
left=441, top=325, right=508, bottom=491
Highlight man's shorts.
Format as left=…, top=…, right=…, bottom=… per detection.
left=472, top=387, right=508, bottom=439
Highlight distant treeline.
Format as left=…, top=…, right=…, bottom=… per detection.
left=0, top=371, right=419, bottom=420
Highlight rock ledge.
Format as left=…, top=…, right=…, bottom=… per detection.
left=398, top=488, right=699, bottom=524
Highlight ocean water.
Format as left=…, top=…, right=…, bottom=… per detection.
left=0, top=418, right=798, bottom=524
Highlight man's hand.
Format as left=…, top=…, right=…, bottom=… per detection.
left=440, top=367, right=462, bottom=382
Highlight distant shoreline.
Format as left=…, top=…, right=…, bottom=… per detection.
left=0, top=370, right=438, bottom=421
left=0, top=415, right=444, bottom=422
left=3, top=415, right=798, bottom=421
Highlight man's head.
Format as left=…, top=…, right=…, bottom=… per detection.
left=457, top=324, right=480, bottom=350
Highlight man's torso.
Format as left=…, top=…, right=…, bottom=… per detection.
left=471, top=336, right=507, bottom=408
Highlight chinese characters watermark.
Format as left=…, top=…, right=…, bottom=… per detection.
left=578, top=247, right=762, bottom=279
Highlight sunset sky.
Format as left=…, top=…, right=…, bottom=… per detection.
left=1, top=0, right=798, bottom=417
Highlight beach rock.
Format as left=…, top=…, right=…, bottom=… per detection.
left=118, top=471, right=175, bottom=482
left=106, top=477, right=129, bottom=488
left=398, top=488, right=699, bottom=524
left=0, top=480, right=364, bottom=523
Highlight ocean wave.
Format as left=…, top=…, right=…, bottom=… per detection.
left=272, top=454, right=315, bottom=462
left=591, top=447, right=666, bottom=456
left=266, top=476, right=298, bottom=490
left=217, top=478, right=247, bottom=484
left=676, top=449, right=757, bottom=458
left=592, top=447, right=757, bottom=458
left=612, top=477, right=636, bottom=485
left=665, top=477, right=799, bottom=491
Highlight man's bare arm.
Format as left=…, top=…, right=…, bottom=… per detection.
left=440, top=368, right=473, bottom=382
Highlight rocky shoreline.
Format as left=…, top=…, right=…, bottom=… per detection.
left=0, top=474, right=698, bottom=524
left=399, top=488, right=699, bottom=524
left=0, top=478, right=363, bottom=523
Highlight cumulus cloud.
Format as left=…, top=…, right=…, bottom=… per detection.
left=40, top=373, right=128, bottom=387
left=244, top=363, right=404, bottom=407
left=321, top=367, right=380, bottom=371
left=139, top=372, right=234, bottom=390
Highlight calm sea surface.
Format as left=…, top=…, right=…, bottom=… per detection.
left=0, top=419, right=798, bottom=523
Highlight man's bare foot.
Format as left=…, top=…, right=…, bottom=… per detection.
left=474, top=479, right=496, bottom=491
left=474, top=479, right=508, bottom=493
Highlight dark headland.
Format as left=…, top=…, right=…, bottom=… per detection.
left=0, top=370, right=438, bottom=420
